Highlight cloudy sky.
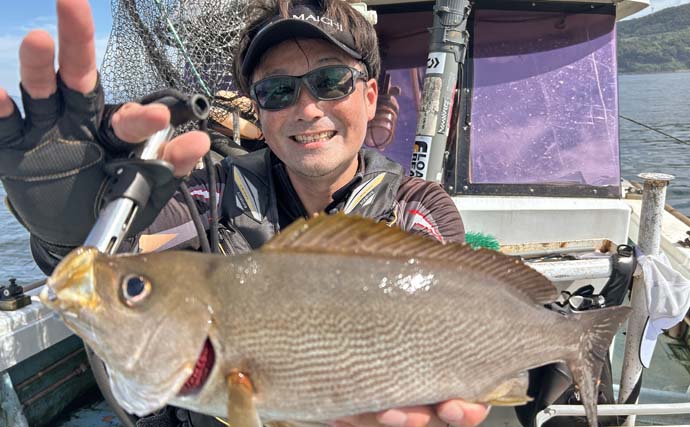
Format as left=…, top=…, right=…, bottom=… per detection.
left=0, top=0, right=688, bottom=96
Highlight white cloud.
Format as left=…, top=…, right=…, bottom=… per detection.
left=19, top=15, right=58, bottom=34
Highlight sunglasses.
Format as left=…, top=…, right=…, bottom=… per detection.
left=250, top=65, right=368, bottom=111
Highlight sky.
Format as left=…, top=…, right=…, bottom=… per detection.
left=0, top=0, right=688, bottom=96
left=0, top=1, right=112, bottom=97
left=632, top=0, right=690, bottom=16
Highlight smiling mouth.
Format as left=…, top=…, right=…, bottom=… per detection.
left=179, top=338, right=215, bottom=395
left=291, top=131, right=336, bottom=143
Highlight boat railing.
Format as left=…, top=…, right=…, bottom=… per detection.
left=530, top=172, right=690, bottom=427
left=536, top=402, right=690, bottom=427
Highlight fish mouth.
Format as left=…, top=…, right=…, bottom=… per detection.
left=41, top=247, right=101, bottom=312
left=178, top=338, right=215, bottom=395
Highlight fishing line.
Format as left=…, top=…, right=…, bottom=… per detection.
left=121, top=0, right=180, bottom=88
left=619, top=114, right=689, bottom=145
left=179, top=181, right=212, bottom=253
left=201, top=119, right=220, bottom=254
left=151, top=0, right=213, bottom=98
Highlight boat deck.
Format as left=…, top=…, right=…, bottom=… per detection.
left=52, top=399, right=122, bottom=427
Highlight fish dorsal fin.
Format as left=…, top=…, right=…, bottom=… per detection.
left=262, top=213, right=557, bottom=304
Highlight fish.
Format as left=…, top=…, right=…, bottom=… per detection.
left=41, top=213, right=630, bottom=427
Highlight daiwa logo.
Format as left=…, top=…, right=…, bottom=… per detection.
left=409, top=138, right=430, bottom=178
left=292, top=14, right=343, bottom=31
left=438, top=98, right=451, bottom=134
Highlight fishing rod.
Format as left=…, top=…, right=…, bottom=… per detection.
left=410, top=0, right=472, bottom=184
left=144, top=0, right=247, bottom=252
left=619, top=114, right=690, bottom=145
left=84, top=90, right=210, bottom=255
left=115, top=0, right=230, bottom=254
left=76, top=90, right=211, bottom=427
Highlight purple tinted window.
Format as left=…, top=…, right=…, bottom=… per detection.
left=469, top=10, right=619, bottom=186
left=366, top=68, right=425, bottom=170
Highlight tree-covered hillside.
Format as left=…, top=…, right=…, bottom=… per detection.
left=617, top=3, right=690, bottom=73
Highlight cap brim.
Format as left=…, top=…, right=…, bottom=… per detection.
left=639, top=316, right=660, bottom=369
left=639, top=315, right=681, bottom=368
left=241, top=19, right=362, bottom=78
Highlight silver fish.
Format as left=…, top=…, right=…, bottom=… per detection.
left=41, top=213, right=630, bottom=427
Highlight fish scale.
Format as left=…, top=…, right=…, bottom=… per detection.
left=42, top=214, right=630, bottom=427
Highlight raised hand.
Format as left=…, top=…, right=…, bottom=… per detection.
left=0, top=0, right=209, bottom=176
left=0, top=0, right=209, bottom=249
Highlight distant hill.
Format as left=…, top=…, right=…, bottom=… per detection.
left=617, top=2, right=690, bottom=73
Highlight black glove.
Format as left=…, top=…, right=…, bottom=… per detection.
left=0, top=76, right=113, bottom=252
left=0, top=76, right=177, bottom=255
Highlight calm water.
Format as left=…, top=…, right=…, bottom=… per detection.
left=619, top=72, right=690, bottom=213
left=1, top=72, right=689, bottom=284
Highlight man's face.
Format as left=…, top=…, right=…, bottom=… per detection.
left=251, top=38, right=378, bottom=181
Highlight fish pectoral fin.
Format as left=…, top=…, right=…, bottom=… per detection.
left=488, top=396, right=533, bottom=406
left=227, top=370, right=262, bottom=427
left=479, top=373, right=532, bottom=406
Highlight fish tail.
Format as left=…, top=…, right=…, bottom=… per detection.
left=565, top=306, right=631, bottom=427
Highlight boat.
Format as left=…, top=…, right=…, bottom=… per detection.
left=2, top=0, right=690, bottom=425
left=363, top=0, right=690, bottom=425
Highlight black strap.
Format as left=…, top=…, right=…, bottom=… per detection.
left=622, top=375, right=644, bottom=405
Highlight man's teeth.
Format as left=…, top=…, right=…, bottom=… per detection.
left=293, top=131, right=335, bottom=143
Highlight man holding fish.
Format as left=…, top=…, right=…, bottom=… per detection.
left=0, top=0, right=491, bottom=426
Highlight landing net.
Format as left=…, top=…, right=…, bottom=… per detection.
left=101, top=0, right=251, bottom=126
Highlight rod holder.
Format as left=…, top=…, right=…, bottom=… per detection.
left=618, top=172, right=674, bottom=426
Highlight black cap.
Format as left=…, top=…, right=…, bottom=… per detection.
left=241, top=4, right=364, bottom=79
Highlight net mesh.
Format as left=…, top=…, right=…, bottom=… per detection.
left=101, top=0, right=254, bottom=128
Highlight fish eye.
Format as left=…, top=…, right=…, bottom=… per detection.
left=121, top=274, right=152, bottom=306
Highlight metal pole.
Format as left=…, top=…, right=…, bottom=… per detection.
left=618, top=172, right=675, bottom=426
left=409, top=0, right=471, bottom=183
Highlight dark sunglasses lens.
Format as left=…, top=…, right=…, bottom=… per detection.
left=254, top=77, right=298, bottom=109
left=306, top=67, right=354, bottom=100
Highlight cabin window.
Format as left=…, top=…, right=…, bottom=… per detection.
left=364, top=9, right=431, bottom=170
left=454, top=7, right=620, bottom=197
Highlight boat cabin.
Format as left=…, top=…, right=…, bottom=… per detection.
left=366, top=0, right=647, bottom=249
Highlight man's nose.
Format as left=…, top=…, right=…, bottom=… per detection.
left=293, top=84, right=325, bottom=120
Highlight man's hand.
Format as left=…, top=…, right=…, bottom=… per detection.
left=0, top=0, right=211, bottom=249
left=333, top=400, right=490, bottom=427
left=0, top=0, right=209, bottom=177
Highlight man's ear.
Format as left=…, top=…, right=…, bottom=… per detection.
left=364, top=78, right=378, bottom=121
